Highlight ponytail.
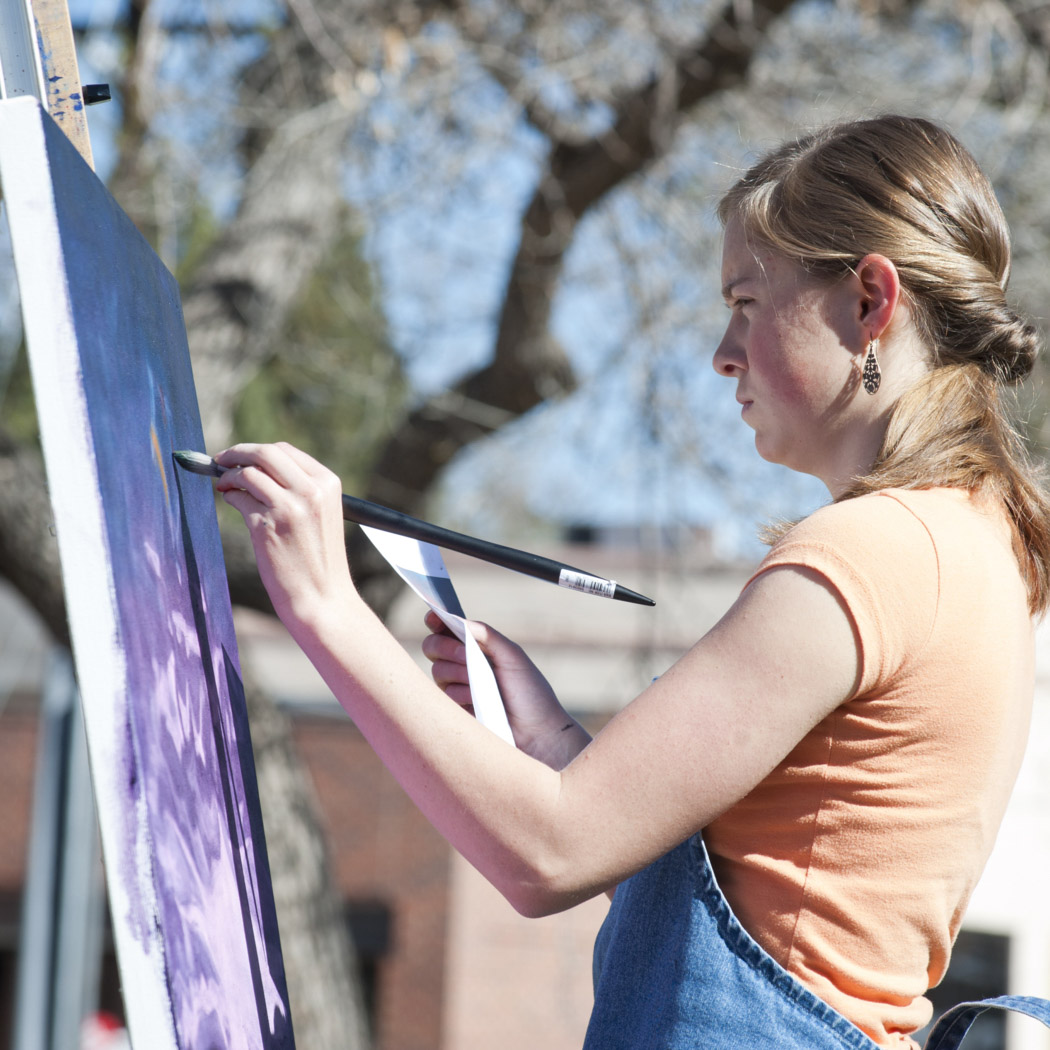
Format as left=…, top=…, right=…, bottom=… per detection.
left=840, top=366, right=1050, bottom=615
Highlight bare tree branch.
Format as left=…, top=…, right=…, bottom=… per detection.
left=1004, top=0, right=1050, bottom=56
left=351, top=0, right=803, bottom=604
left=106, top=0, right=170, bottom=245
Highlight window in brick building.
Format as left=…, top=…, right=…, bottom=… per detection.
left=0, top=949, right=15, bottom=1048
left=1, top=892, right=23, bottom=1045
left=912, top=929, right=1009, bottom=1050
left=347, top=900, right=392, bottom=1028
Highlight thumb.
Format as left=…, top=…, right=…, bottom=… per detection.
left=463, top=619, right=528, bottom=668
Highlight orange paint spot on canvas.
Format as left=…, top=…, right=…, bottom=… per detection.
left=151, top=425, right=170, bottom=504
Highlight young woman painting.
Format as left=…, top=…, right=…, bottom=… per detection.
left=215, top=116, right=1050, bottom=1049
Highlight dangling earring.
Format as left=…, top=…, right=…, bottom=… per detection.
left=862, top=338, right=881, bottom=395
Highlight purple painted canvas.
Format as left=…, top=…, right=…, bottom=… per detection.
left=0, top=98, right=294, bottom=1047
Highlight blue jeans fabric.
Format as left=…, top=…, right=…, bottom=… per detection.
left=585, top=833, right=1050, bottom=1050
left=925, top=998, right=1050, bottom=1049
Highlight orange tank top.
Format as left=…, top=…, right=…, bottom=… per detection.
left=705, top=488, right=1034, bottom=1048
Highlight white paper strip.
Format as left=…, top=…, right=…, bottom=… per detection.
left=361, top=526, right=515, bottom=746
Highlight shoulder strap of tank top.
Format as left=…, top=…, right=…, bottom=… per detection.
left=924, top=996, right=1050, bottom=1050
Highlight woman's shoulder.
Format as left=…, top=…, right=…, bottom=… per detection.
left=767, top=487, right=1012, bottom=602
left=780, top=486, right=986, bottom=546
left=758, top=488, right=989, bottom=607
left=776, top=488, right=942, bottom=550
left=750, top=491, right=948, bottom=694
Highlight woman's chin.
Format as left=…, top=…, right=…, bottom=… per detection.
left=752, top=435, right=782, bottom=466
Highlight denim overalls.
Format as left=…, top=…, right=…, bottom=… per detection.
left=585, top=833, right=1050, bottom=1050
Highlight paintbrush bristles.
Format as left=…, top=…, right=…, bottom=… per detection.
left=173, top=450, right=225, bottom=477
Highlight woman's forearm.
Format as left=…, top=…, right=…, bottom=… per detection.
left=212, top=442, right=602, bottom=912
left=284, top=591, right=603, bottom=916
left=213, top=442, right=862, bottom=920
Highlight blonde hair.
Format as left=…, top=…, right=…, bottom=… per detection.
left=720, top=115, right=1050, bottom=614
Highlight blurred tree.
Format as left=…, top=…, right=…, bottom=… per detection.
left=4, top=0, right=1050, bottom=1047
left=232, top=224, right=406, bottom=493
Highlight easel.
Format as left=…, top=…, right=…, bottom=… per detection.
left=1, top=2, right=110, bottom=1046
left=0, top=0, right=102, bottom=167
left=0, top=5, right=296, bottom=1041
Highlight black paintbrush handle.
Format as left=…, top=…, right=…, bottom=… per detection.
left=342, top=495, right=653, bottom=605
left=172, top=450, right=654, bottom=605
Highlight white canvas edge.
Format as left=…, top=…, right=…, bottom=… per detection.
left=0, top=97, right=178, bottom=1049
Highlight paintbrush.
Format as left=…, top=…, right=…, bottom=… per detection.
left=173, top=450, right=655, bottom=606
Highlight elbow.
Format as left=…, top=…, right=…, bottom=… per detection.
left=506, top=888, right=570, bottom=919
left=500, top=857, right=601, bottom=918
left=507, top=884, right=563, bottom=919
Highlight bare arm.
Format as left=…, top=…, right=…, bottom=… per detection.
left=217, top=442, right=859, bottom=917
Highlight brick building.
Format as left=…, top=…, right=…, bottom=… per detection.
left=3, top=535, right=1050, bottom=1048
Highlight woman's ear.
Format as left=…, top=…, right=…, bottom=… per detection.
left=854, top=254, right=902, bottom=339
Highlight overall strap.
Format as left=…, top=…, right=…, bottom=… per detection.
left=924, top=996, right=1050, bottom=1050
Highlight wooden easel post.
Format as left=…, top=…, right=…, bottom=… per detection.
left=0, top=0, right=94, bottom=167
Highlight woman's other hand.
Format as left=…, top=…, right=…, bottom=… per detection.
left=422, top=610, right=590, bottom=770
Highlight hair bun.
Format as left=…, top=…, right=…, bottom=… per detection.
left=980, top=310, right=1041, bottom=384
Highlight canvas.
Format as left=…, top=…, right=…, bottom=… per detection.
left=0, top=97, right=294, bottom=1048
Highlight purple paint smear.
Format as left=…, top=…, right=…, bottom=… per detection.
left=9, top=104, right=294, bottom=1047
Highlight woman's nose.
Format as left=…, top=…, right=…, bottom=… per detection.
left=713, top=330, right=745, bottom=377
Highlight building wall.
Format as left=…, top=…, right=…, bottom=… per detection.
left=5, top=546, right=1050, bottom=1049
left=955, top=622, right=1050, bottom=1050
left=441, top=854, right=606, bottom=1050
left=290, top=711, right=612, bottom=1050
left=292, top=716, right=452, bottom=1050
left=0, top=706, right=38, bottom=1049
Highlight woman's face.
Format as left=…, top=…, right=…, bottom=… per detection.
left=713, top=219, right=867, bottom=487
